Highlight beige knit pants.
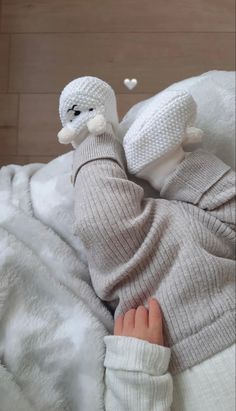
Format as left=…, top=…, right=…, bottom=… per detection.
left=72, top=133, right=235, bottom=409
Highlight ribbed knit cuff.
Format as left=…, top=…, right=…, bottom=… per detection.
left=160, top=149, right=231, bottom=203
left=104, top=335, right=171, bottom=376
left=72, top=133, right=126, bottom=185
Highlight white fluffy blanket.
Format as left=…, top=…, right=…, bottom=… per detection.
left=0, top=70, right=235, bottom=411
left=0, top=162, right=113, bottom=410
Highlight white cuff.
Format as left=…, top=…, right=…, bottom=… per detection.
left=137, top=146, right=186, bottom=191
left=104, top=335, right=171, bottom=376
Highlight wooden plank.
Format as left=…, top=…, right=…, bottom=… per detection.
left=9, top=33, right=235, bottom=94
left=0, top=155, right=29, bottom=165
left=0, top=93, right=18, bottom=154
left=17, top=93, right=152, bottom=156
left=0, top=35, right=9, bottom=92
left=18, top=93, right=70, bottom=155
left=1, top=0, right=235, bottom=33
left=117, top=93, right=151, bottom=119
left=27, top=155, right=55, bottom=163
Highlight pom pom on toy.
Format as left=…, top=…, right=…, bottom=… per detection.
left=87, top=114, right=107, bottom=135
left=184, top=126, right=203, bottom=145
left=57, top=125, right=77, bottom=144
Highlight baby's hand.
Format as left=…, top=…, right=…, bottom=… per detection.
left=114, top=298, right=164, bottom=346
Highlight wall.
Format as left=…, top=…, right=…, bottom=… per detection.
left=0, top=0, right=235, bottom=165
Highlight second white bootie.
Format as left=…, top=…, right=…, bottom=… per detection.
left=123, top=90, right=203, bottom=190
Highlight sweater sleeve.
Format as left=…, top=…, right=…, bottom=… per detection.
left=103, top=336, right=173, bottom=411
left=160, top=149, right=236, bottom=229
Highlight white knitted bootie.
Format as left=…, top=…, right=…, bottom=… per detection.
left=123, top=90, right=203, bottom=190
left=58, top=76, right=119, bottom=148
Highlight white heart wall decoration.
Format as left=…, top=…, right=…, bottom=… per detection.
left=124, top=78, right=138, bottom=90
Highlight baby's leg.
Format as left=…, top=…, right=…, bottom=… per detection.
left=132, top=144, right=236, bottom=232
left=159, top=149, right=236, bottom=230
left=73, top=130, right=235, bottom=373
left=123, top=91, right=235, bottom=231
left=72, top=132, right=175, bottom=316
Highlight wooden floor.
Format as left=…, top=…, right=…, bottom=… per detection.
left=0, top=0, right=235, bottom=166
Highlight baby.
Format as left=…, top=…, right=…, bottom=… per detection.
left=58, top=76, right=235, bottom=410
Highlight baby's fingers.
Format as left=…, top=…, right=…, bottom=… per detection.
left=135, top=306, right=148, bottom=328
left=148, top=298, right=163, bottom=328
left=114, top=314, right=124, bottom=335
left=123, top=309, right=136, bottom=331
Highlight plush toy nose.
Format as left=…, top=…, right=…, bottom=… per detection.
left=58, top=114, right=108, bottom=147
left=57, top=126, right=77, bottom=144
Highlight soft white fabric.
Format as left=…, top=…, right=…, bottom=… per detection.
left=0, top=365, right=35, bottom=411
left=120, top=70, right=235, bottom=170
left=172, top=343, right=235, bottom=411
left=137, top=146, right=186, bottom=191
left=104, top=336, right=173, bottom=411
left=103, top=336, right=235, bottom=411
left=0, top=161, right=113, bottom=411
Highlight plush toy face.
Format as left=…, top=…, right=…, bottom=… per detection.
left=67, top=104, right=94, bottom=121
left=58, top=76, right=119, bottom=148
left=66, top=99, right=104, bottom=124
left=58, top=97, right=107, bottom=146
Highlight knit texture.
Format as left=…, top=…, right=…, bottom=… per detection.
left=73, top=133, right=236, bottom=375
left=104, top=336, right=171, bottom=376
left=58, top=77, right=120, bottom=148
left=103, top=338, right=235, bottom=411
left=104, top=336, right=173, bottom=411
left=59, top=76, right=119, bottom=128
left=123, top=90, right=201, bottom=174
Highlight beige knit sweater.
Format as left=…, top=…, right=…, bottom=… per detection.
left=72, top=133, right=235, bottom=375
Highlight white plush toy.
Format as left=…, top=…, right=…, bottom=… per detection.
left=58, top=76, right=120, bottom=148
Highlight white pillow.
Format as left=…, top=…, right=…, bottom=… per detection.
left=120, top=70, right=235, bottom=169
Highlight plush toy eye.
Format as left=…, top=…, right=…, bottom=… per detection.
left=74, top=110, right=81, bottom=116
left=67, top=105, right=80, bottom=118
left=89, top=108, right=94, bottom=111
